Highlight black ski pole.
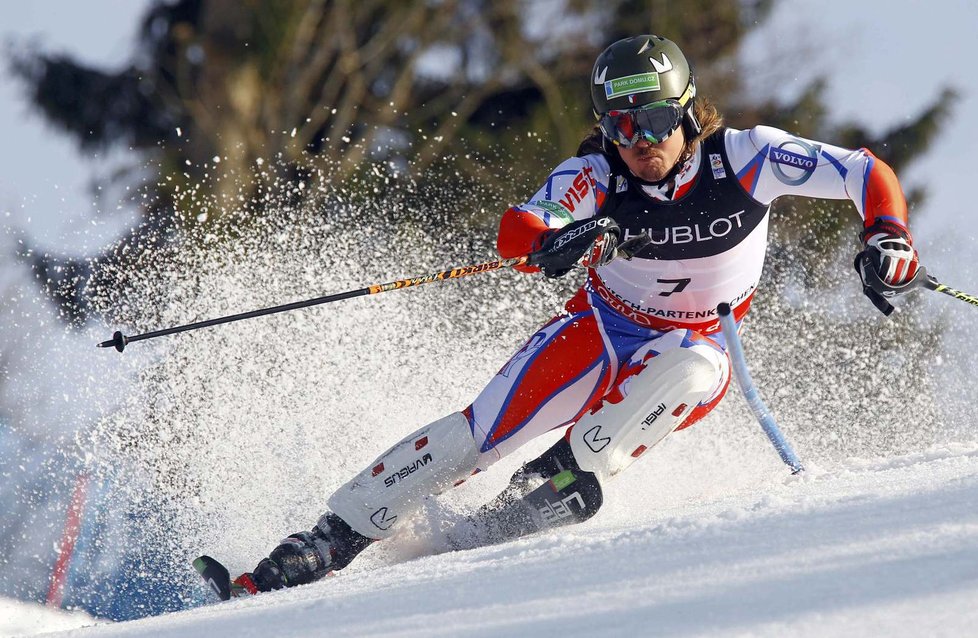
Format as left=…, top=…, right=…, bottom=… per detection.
left=97, top=255, right=530, bottom=352
left=924, top=275, right=978, bottom=308
left=96, top=230, right=653, bottom=353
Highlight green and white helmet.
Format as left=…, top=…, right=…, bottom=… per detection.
left=590, top=35, right=700, bottom=139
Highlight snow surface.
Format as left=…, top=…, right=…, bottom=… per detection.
left=3, top=136, right=975, bottom=637
left=35, top=442, right=978, bottom=638
left=0, top=597, right=96, bottom=636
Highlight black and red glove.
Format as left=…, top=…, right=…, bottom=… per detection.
left=528, top=217, right=621, bottom=278
left=854, top=222, right=926, bottom=315
left=527, top=217, right=653, bottom=278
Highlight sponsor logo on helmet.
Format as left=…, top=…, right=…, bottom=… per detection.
left=648, top=53, right=673, bottom=73
left=769, top=138, right=820, bottom=186
left=604, top=72, right=661, bottom=99
left=594, top=66, right=608, bottom=85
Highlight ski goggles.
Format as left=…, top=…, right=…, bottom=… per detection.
left=597, top=99, right=685, bottom=147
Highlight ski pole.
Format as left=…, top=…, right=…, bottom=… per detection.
left=97, top=255, right=529, bottom=352
left=717, top=302, right=804, bottom=474
left=924, top=275, right=978, bottom=308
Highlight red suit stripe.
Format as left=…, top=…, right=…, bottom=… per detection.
left=487, top=313, right=607, bottom=444
left=861, top=149, right=908, bottom=229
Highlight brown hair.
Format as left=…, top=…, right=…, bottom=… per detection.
left=576, top=97, right=724, bottom=164
left=686, top=98, right=723, bottom=155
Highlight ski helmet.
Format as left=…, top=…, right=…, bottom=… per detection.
left=590, top=35, right=701, bottom=144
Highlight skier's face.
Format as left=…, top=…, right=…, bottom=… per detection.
left=616, top=127, right=686, bottom=182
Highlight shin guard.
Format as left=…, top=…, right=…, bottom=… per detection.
left=328, top=412, right=480, bottom=539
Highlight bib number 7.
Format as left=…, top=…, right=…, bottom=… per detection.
left=657, top=277, right=691, bottom=297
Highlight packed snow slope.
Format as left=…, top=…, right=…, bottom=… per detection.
left=47, top=440, right=978, bottom=638
left=0, top=597, right=94, bottom=636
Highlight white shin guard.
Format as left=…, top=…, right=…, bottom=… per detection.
left=569, top=347, right=721, bottom=482
left=328, top=412, right=480, bottom=540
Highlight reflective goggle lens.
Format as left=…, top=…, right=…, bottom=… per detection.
left=598, top=100, right=684, bottom=147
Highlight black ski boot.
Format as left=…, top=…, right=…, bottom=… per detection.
left=451, top=437, right=604, bottom=548
left=492, top=435, right=585, bottom=506
left=247, top=512, right=374, bottom=592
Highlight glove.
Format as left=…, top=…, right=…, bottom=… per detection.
left=528, top=217, right=621, bottom=278
left=854, top=224, right=926, bottom=315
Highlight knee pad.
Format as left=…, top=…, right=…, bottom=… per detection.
left=328, top=412, right=480, bottom=539
left=569, top=347, right=721, bottom=482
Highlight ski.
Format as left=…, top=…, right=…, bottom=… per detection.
left=192, top=555, right=258, bottom=601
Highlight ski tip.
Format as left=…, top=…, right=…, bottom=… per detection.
left=193, top=555, right=234, bottom=601
left=192, top=555, right=208, bottom=572
left=193, top=554, right=225, bottom=575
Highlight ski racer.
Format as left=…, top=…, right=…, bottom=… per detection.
left=233, top=34, right=926, bottom=595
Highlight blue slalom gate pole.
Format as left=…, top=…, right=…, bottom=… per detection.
left=717, top=303, right=804, bottom=474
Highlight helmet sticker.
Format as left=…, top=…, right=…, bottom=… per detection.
left=604, top=72, right=661, bottom=99
left=649, top=53, right=673, bottom=73
left=594, top=66, right=608, bottom=85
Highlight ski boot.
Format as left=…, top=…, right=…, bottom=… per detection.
left=242, top=512, right=374, bottom=593
left=451, top=437, right=604, bottom=548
